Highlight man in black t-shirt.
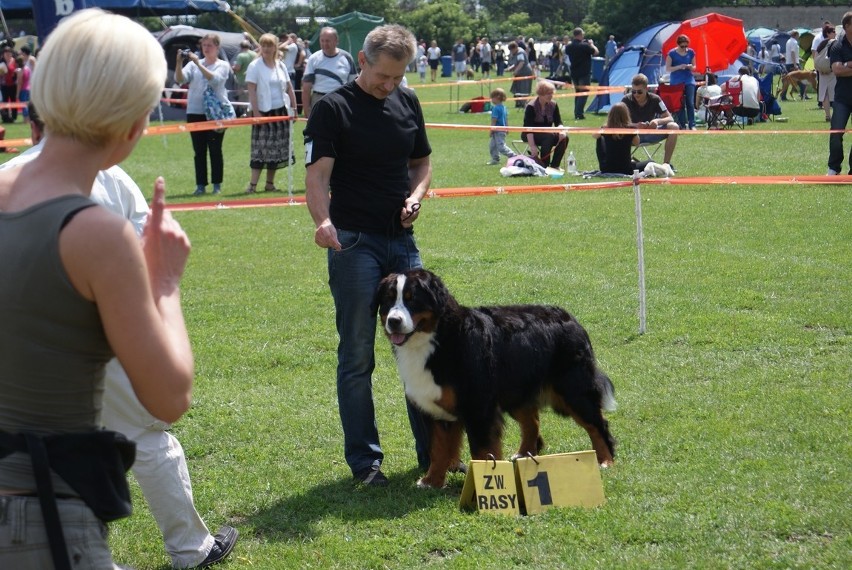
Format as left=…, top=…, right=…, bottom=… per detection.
left=563, top=27, right=598, bottom=120
left=827, top=11, right=852, bottom=175
left=304, top=24, right=433, bottom=487
left=621, top=73, right=680, bottom=165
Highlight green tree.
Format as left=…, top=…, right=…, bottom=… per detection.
left=398, top=0, right=475, bottom=52
left=588, top=0, right=701, bottom=43
left=316, top=0, right=399, bottom=20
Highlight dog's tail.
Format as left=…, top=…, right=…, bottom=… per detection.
left=596, top=370, right=617, bottom=412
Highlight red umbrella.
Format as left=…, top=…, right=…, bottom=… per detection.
left=662, top=13, right=748, bottom=73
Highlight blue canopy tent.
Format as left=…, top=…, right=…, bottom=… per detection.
left=586, top=21, right=680, bottom=114
left=745, top=27, right=776, bottom=52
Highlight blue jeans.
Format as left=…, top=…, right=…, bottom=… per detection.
left=828, top=99, right=852, bottom=174
left=328, top=229, right=431, bottom=474
left=676, top=83, right=696, bottom=129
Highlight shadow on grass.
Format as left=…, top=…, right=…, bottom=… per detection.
left=246, top=467, right=467, bottom=542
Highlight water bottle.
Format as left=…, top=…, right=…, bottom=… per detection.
left=567, top=151, right=577, bottom=174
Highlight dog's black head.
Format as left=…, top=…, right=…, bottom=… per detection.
left=376, top=269, right=451, bottom=347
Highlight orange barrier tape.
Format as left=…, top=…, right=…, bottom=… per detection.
left=411, top=75, right=537, bottom=89
left=423, top=122, right=852, bottom=136
left=0, top=138, right=33, bottom=149
left=144, top=115, right=295, bottom=136
left=165, top=174, right=852, bottom=212
left=642, top=175, right=852, bottom=185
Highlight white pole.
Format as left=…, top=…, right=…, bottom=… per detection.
left=633, top=169, right=647, bottom=334
left=287, top=113, right=294, bottom=202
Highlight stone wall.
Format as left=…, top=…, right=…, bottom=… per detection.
left=684, top=6, right=849, bottom=31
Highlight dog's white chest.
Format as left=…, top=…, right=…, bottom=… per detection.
left=394, top=335, right=457, bottom=422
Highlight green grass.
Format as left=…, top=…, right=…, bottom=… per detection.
left=3, top=74, right=849, bottom=569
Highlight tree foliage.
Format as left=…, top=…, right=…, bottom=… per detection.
left=588, top=0, right=690, bottom=43
left=397, top=1, right=475, bottom=50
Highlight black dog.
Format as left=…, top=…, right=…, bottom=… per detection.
left=376, top=268, right=617, bottom=488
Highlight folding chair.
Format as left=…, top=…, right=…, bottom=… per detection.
left=632, top=139, right=662, bottom=162
left=656, top=83, right=686, bottom=128
left=510, top=138, right=529, bottom=155
left=705, top=94, right=734, bottom=129
left=722, top=81, right=746, bottom=129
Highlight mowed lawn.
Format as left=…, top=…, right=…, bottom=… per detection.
left=2, top=73, right=849, bottom=569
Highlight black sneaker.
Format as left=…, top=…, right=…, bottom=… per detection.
left=354, top=462, right=389, bottom=486
left=197, top=525, right=238, bottom=568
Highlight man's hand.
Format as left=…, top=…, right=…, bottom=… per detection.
left=314, top=219, right=341, bottom=250
left=400, top=198, right=421, bottom=229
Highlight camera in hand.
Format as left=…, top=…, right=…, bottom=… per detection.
left=179, top=49, right=193, bottom=58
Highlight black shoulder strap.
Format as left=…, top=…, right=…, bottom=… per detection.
left=24, top=433, right=72, bottom=570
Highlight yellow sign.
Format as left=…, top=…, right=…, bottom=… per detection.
left=459, top=458, right=520, bottom=516
left=514, top=451, right=606, bottom=514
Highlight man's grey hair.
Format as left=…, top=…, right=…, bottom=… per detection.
left=362, top=24, right=417, bottom=65
left=320, top=26, right=338, bottom=39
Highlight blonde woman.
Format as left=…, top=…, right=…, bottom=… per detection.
left=0, top=9, right=193, bottom=567
left=245, top=33, right=298, bottom=193
left=522, top=80, right=568, bottom=168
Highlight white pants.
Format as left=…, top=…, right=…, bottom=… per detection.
left=101, top=359, right=213, bottom=568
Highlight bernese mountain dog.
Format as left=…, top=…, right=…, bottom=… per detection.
left=376, top=268, right=617, bottom=489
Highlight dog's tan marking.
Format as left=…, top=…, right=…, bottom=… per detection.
left=509, top=407, right=545, bottom=458
left=435, top=386, right=457, bottom=416
left=549, top=390, right=615, bottom=467
left=418, top=420, right=464, bottom=488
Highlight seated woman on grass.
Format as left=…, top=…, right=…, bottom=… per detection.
left=592, top=102, right=648, bottom=175
left=523, top=80, right=568, bottom=169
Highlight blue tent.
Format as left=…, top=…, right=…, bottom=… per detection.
left=745, top=27, right=776, bottom=52
left=586, top=22, right=680, bottom=114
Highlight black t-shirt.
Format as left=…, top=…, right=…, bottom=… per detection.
left=304, top=81, right=431, bottom=234
left=599, top=134, right=635, bottom=175
left=829, top=35, right=852, bottom=104
left=564, top=40, right=595, bottom=78
left=622, top=92, right=668, bottom=123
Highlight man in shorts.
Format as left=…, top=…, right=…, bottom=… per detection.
left=621, top=73, right=680, bottom=166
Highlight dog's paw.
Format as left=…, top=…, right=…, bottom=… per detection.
left=416, top=476, right=446, bottom=489
left=599, top=459, right=614, bottom=469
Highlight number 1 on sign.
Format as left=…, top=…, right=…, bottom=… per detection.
left=526, top=472, right=553, bottom=505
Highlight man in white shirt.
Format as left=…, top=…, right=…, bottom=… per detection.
left=279, top=32, right=299, bottom=80
left=785, top=31, right=800, bottom=70
left=301, top=27, right=357, bottom=117
left=722, top=67, right=761, bottom=124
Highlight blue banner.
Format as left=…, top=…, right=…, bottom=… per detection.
left=30, top=0, right=88, bottom=40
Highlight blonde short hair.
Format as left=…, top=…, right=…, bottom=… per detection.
left=31, top=9, right=166, bottom=147
left=536, top=80, right=556, bottom=96
left=259, top=33, right=277, bottom=47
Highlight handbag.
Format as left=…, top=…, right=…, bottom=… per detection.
left=203, top=84, right=236, bottom=129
